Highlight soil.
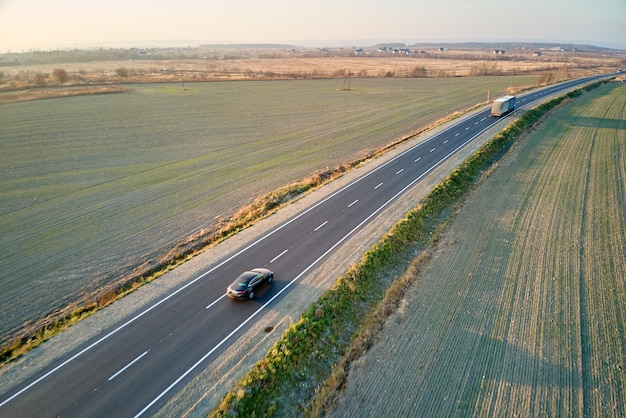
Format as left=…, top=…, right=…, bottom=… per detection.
left=0, top=102, right=505, bottom=417
left=328, top=84, right=626, bottom=417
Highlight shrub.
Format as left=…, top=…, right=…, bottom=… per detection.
left=52, top=68, right=68, bottom=83
left=115, top=67, right=129, bottom=77
left=32, top=72, right=47, bottom=86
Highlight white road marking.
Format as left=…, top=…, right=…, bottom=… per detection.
left=205, top=295, right=225, bottom=310
left=480, top=117, right=487, bottom=122
left=430, top=148, right=436, bottom=152
left=0, top=106, right=456, bottom=410
left=270, top=249, right=288, bottom=263
left=395, top=168, right=404, bottom=175
left=454, top=132, right=460, bottom=137
left=135, top=117, right=516, bottom=418
left=7, top=77, right=555, bottom=410
left=374, top=182, right=383, bottom=189
left=414, top=157, right=421, bottom=162
left=475, top=121, right=479, bottom=125
left=465, top=126, right=470, bottom=130
left=314, top=220, right=328, bottom=231
left=109, top=351, right=149, bottom=381
left=348, top=199, right=359, bottom=207
left=443, top=139, right=449, bottom=144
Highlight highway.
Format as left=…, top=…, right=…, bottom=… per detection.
left=0, top=74, right=612, bottom=417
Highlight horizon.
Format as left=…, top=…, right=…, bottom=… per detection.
left=2, top=38, right=623, bottom=55
left=1, top=0, right=625, bottom=53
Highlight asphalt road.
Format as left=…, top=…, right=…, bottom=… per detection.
left=0, top=74, right=612, bottom=417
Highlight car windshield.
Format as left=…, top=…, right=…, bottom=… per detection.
left=231, top=272, right=256, bottom=290
left=231, top=282, right=248, bottom=290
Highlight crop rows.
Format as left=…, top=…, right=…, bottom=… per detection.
left=329, top=82, right=625, bottom=416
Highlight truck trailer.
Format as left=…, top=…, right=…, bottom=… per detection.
left=491, top=95, right=516, bottom=116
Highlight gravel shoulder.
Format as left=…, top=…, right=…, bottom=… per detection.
left=0, top=103, right=507, bottom=415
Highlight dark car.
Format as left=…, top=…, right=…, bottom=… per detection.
left=226, top=268, right=274, bottom=300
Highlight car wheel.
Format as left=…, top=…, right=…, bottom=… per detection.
left=248, top=291, right=254, bottom=300
left=268, top=274, right=273, bottom=284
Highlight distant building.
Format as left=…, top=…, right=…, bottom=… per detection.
left=533, top=51, right=542, bottom=57
left=393, top=48, right=412, bottom=55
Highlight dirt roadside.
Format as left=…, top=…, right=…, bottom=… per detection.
left=0, top=105, right=513, bottom=416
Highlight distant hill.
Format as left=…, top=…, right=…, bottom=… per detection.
left=1, top=41, right=621, bottom=67
left=405, top=41, right=619, bottom=53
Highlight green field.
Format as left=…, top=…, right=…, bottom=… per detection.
left=328, top=82, right=626, bottom=416
left=0, top=76, right=535, bottom=343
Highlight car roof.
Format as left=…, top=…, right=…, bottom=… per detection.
left=237, top=271, right=258, bottom=281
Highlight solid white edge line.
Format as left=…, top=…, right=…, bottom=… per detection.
left=0, top=136, right=401, bottom=408
left=3, top=105, right=447, bottom=408
left=135, top=121, right=502, bottom=418
left=9, top=75, right=596, bottom=407
left=109, top=351, right=149, bottom=381
left=1, top=95, right=496, bottom=410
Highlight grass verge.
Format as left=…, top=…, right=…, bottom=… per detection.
left=209, top=79, right=609, bottom=417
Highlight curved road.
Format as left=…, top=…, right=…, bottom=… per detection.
left=0, top=74, right=613, bottom=417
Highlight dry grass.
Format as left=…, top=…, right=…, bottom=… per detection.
left=0, top=85, right=128, bottom=104
left=1, top=47, right=622, bottom=101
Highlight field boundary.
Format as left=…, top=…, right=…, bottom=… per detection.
left=209, top=79, right=609, bottom=416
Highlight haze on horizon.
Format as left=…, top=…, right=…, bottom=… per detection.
left=1, top=0, right=625, bottom=53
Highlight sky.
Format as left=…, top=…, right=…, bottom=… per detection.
left=1, top=0, right=625, bottom=53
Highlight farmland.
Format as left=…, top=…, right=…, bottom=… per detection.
left=0, top=76, right=536, bottom=347
left=2, top=44, right=623, bottom=95
left=330, top=82, right=626, bottom=416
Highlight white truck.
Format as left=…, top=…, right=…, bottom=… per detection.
left=491, top=95, right=516, bottom=116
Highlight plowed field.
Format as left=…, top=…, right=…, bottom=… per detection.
left=331, top=83, right=626, bottom=417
